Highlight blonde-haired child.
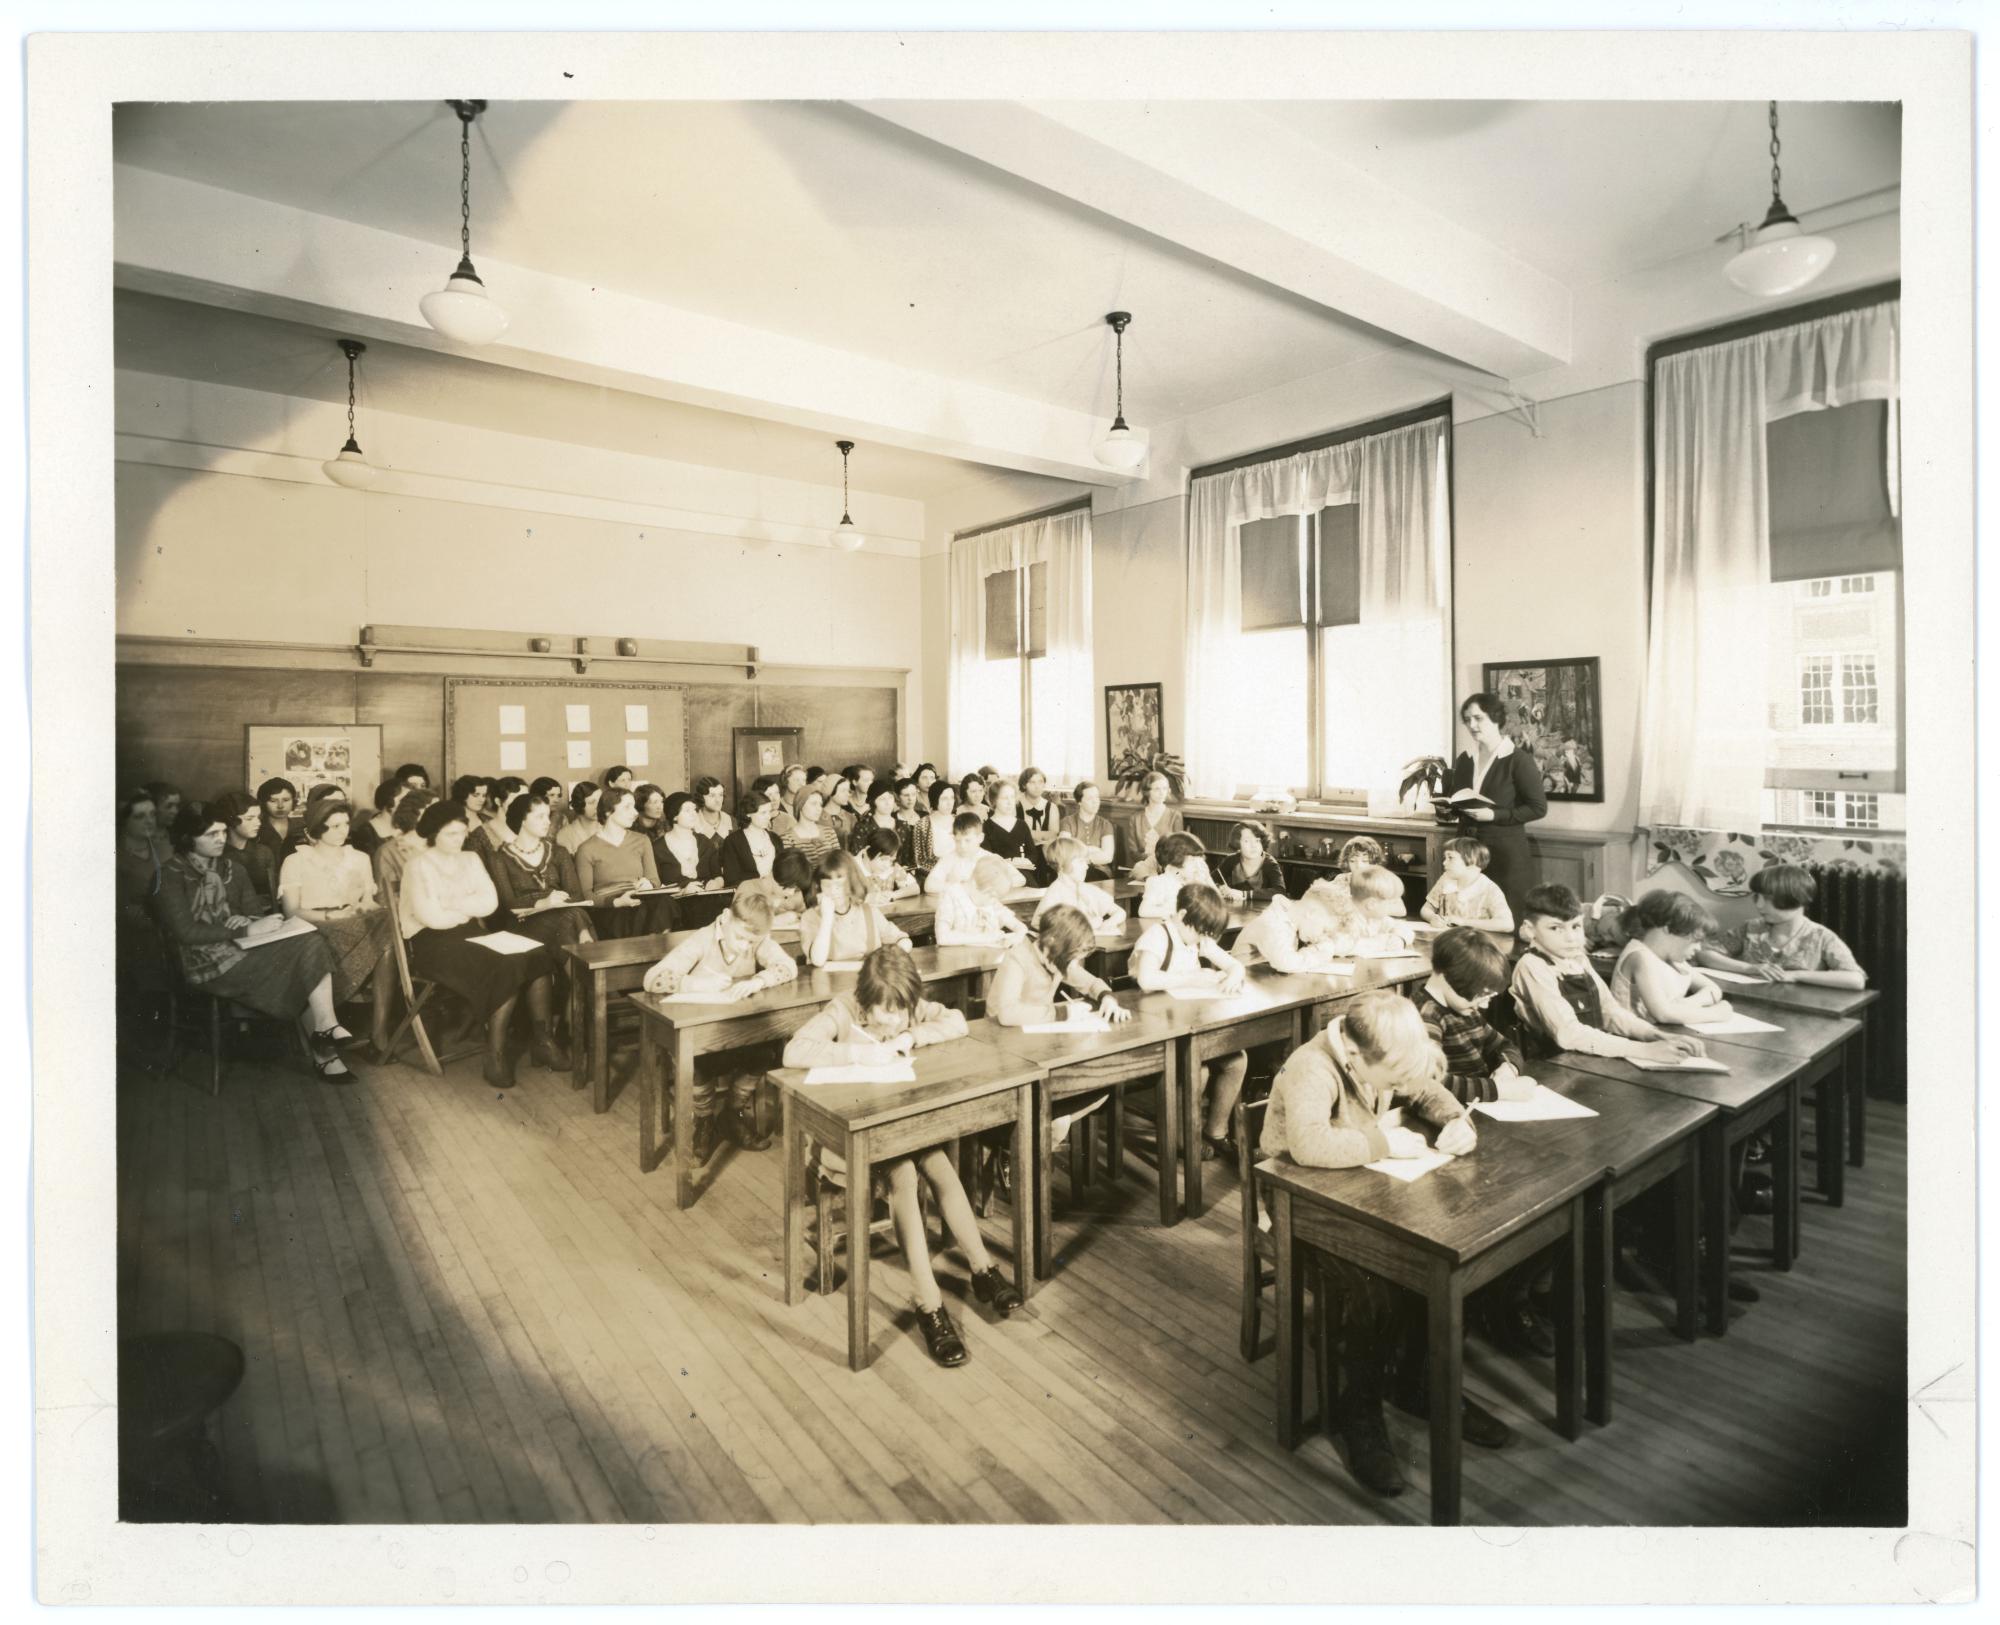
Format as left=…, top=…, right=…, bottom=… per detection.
left=1234, top=885, right=1350, bottom=973
left=1316, top=867, right=1416, bottom=955
left=1421, top=838, right=1514, bottom=933
left=1033, top=835, right=1127, bottom=936
left=1131, top=882, right=1248, bottom=1160
left=1138, top=831, right=1216, bottom=918
left=935, top=855, right=1030, bottom=946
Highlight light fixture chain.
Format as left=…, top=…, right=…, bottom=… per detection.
left=1115, top=325, right=1124, bottom=417
left=347, top=350, right=357, bottom=438
left=1769, top=100, right=1782, bottom=199
left=460, top=112, right=472, bottom=258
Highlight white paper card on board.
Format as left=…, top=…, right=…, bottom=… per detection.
left=566, top=739, right=592, bottom=769
left=626, top=738, right=650, bottom=767
left=498, top=704, right=526, bottom=735
left=1366, top=1149, right=1454, bottom=1182
left=625, top=704, right=649, bottom=732
left=498, top=740, right=527, bottom=771
left=565, top=703, right=591, bottom=732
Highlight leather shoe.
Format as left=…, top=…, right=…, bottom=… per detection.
left=970, top=1267, right=1023, bottom=1317
left=1739, top=1178, right=1774, bottom=1216
left=1337, top=1399, right=1406, bottom=1497
left=735, top=1103, right=775, bottom=1153
left=1488, top=1298, right=1556, bottom=1358
left=1390, top=1382, right=1514, bottom=1450
left=915, top=1305, right=968, bottom=1368
left=689, top=1113, right=718, bottom=1165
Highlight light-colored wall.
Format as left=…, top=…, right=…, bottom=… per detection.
left=1089, top=494, right=1184, bottom=787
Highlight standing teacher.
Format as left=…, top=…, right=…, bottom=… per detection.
left=1446, top=690, right=1547, bottom=921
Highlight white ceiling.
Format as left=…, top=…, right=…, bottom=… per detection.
left=113, top=97, right=1901, bottom=488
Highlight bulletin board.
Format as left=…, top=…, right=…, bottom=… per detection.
left=245, top=723, right=383, bottom=805
left=444, top=678, right=690, bottom=790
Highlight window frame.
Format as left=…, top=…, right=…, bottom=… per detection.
left=955, top=497, right=1090, bottom=768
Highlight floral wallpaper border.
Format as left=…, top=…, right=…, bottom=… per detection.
left=1645, top=825, right=1907, bottom=897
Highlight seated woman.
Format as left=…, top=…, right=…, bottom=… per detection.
left=212, top=790, right=278, bottom=907
left=1058, top=780, right=1118, bottom=881
left=486, top=793, right=594, bottom=952
left=820, top=773, right=860, bottom=851
left=116, top=786, right=170, bottom=996
left=629, top=783, right=669, bottom=866
left=277, top=796, right=396, bottom=1017
left=1220, top=820, right=1286, bottom=904
left=780, top=787, right=841, bottom=871
left=850, top=782, right=905, bottom=858
left=893, top=777, right=934, bottom=874
left=1124, top=772, right=1184, bottom=881
left=473, top=776, right=528, bottom=859
left=143, top=780, right=185, bottom=836
left=155, top=806, right=355, bottom=1081
left=721, top=791, right=780, bottom=887
left=981, top=778, right=1048, bottom=887
left=923, top=781, right=960, bottom=877
left=449, top=774, right=493, bottom=825
left=529, top=776, right=567, bottom=840
left=556, top=782, right=601, bottom=862
left=253, top=777, right=301, bottom=869
left=372, top=787, right=437, bottom=905
left=350, top=777, right=408, bottom=861
left=571, top=785, right=677, bottom=938
left=656, top=790, right=726, bottom=894
left=690, top=775, right=733, bottom=876
left=1016, top=768, right=1062, bottom=870
left=957, top=772, right=990, bottom=819
left=399, top=799, right=567, bottom=1088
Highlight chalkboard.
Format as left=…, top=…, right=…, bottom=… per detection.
left=445, top=677, right=690, bottom=791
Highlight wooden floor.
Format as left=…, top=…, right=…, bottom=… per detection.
left=116, top=1027, right=1907, bottom=1526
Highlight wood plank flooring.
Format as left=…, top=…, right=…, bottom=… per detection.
left=117, top=1036, right=1907, bottom=1526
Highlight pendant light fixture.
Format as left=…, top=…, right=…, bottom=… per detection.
left=321, top=339, right=380, bottom=490
left=1723, top=101, right=1838, bottom=299
left=1094, top=311, right=1147, bottom=470
left=832, top=440, right=865, bottom=551
left=419, top=99, right=510, bottom=346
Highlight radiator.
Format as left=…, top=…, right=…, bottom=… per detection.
left=1807, top=865, right=1906, bottom=1102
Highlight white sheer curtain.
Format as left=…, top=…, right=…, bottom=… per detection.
left=1640, top=302, right=1899, bottom=832
left=1185, top=418, right=1451, bottom=804
left=947, top=508, right=1094, bottom=782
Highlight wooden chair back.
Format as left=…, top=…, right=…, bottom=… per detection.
left=1236, top=1094, right=1274, bottom=1361
left=377, top=871, right=481, bottom=1075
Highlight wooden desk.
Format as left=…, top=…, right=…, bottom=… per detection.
left=1555, top=1039, right=1804, bottom=1334
left=1261, top=1116, right=1596, bottom=1526
left=976, top=1000, right=1190, bottom=1276
left=1531, top=1065, right=1718, bottom=1425
left=564, top=932, right=674, bottom=1112
left=771, top=1036, right=1041, bottom=1371
left=1296, top=950, right=1435, bottom=1039
left=1720, top=979, right=1880, bottom=1169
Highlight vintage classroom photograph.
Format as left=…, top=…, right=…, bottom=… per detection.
left=22, top=12, right=1982, bottom=1612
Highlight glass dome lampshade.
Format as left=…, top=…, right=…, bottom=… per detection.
left=322, top=436, right=381, bottom=490
left=1724, top=207, right=1838, bottom=298
left=420, top=257, right=510, bottom=345
left=1094, top=417, right=1148, bottom=470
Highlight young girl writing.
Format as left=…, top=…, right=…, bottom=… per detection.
left=1032, top=835, right=1127, bottom=935
left=1138, top=831, right=1216, bottom=918
left=801, top=850, right=911, bottom=966
left=1694, top=864, right=1868, bottom=990
left=857, top=827, right=920, bottom=904
left=990, top=903, right=1131, bottom=1143
left=1130, top=882, right=1249, bottom=1160
left=935, top=856, right=1031, bottom=946
left=1611, top=891, right=1736, bottom=1027
left=1421, top=837, right=1515, bottom=933
left=782, top=945, right=1023, bottom=1366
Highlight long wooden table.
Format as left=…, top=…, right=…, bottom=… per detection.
left=771, top=1035, right=1041, bottom=1371
left=1720, top=978, right=1880, bottom=1169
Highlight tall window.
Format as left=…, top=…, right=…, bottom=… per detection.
left=1762, top=398, right=1903, bottom=832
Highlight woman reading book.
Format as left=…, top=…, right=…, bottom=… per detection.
left=1445, top=691, right=1546, bottom=921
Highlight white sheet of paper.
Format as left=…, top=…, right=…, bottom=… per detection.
left=233, top=916, right=319, bottom=949
left=1474, top=1087, right=1601, bottom=1123
left=1365, top=1148, right=1455, bottom=1182
left=625, top=704, right=648, bottom=731
left=1353, top=944, right=1424, bottom=961
left=626, top=738, right=650, bottom=767
left=566, top=739, right=592, bottom=769
left=1687, top=1013, right=1785, bottom=1035
left=802, top=1062, right=917, bottom=1086
left=1701, top=968, right=1763, bottom=984
left=819, top=959, right=864, bottom=972
left=465, top=930, right=545, bottom=955
left=1022, top=1014, right=1113, bottom=1034
left=1632, top=1056, right=1733, bottom=1073
left=498, top=740, right=527, bottom=771
left=565, top=703, right=591, bottom=732
left=498, top=704, right=526, bottom=735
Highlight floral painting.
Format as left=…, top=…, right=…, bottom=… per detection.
left=1482, top=656, right=1604, bottom=803
left=1105, top=682, right=1164, bottom=781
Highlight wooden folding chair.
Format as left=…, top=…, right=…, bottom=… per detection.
left=156, top=941, right=314, bottom=1096
left=378, top=880, right=481, bottom=1075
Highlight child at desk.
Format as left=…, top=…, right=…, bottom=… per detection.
left=782, top=945, right=1023, bottom=1368
left=1320, top=868, right=1418, bottom=956
left=736, top=848, right=813, bottom=932
left=1694, top=863, right=1868, bottom=991
left=1137, top=832, right=1216, bottom=918
left=1324, top=836, right=1407, bottom=916
left=801, top=851, right=911, bottom=967
left=641, top=890, right=800, bottom=1156
left=1033, top=836, right=1127, bottom=936
left=857, top=826, right=921, bottom=904
left=990, top=903, right=1131, bottom=1144
left=1508, top=885, right=1706, bottom=1066
left=1610, top=891, right=1736, bottom=1027
left=1131, top=882, right=1249, bottom=1161
left=935, top=856, right=1030, bottom=947
left=922, top=810, right=988, bottom=898
left=1258, top=990, right=1496, bottom=1498
left=1420, top=838, right=1515, bottom=934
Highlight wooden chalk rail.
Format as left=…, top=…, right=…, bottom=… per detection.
left=357, top=624, right=758, bottom=677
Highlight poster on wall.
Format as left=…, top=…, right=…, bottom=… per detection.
left=1479, top=656, right=1604, bottom=803
left=245, top=724, right=383, bottom=805
left=1104, top=682, right=1165, bottom=781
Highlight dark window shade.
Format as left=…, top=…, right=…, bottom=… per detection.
left=1240, top=514, right=1303, bottom=631
left=1315, top=503, right=1361, bottom=628
left=1767, top=400, right=1901, bottom=583
left=983, top=564, right=1049, bottom=660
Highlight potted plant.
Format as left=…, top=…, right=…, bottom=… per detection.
left=1112, top=748, right=1186, bottom=802
left=1399, top=754, right=1450, bottom=815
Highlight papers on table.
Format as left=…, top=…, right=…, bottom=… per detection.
left=1687, top=1013, right=1785, bottom=1036
left=1701, top=968, right=1764, bottom=985
left=466, top=930, right=546, bottom=955
left=1022, top=1013, right=1113, bottom=1034
left=802, top=1062, right=916, bottom=1086
left=1366, top=1148, right=1455, bottom=1182
left=1352, top=943, right=1424, bottom=960
left=233, top=916, right=319, bottom=949
left=1632, top=1055, right=1732, bottom=1073
left=1474, top=1086, right=1600, bottom=1123
left=819, top=959, right=864, bottom=972
left=524, top=897, right=592, bottom=913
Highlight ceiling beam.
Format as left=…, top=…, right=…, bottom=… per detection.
left=855, top=100, right=1572, bottom=379
left=112, top=163, right=1141, bottom=488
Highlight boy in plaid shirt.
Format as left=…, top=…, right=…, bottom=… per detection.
left=1411, top=927, right=1536, bottom=1105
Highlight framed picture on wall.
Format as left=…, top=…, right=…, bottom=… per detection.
left=732, top=726, right=804, bottom=812
left=1479, top=657, right=1604, bottom=803
left=246, top=724, right=383, bottom=806
left=1104, top=682, right=1165, bottom=781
